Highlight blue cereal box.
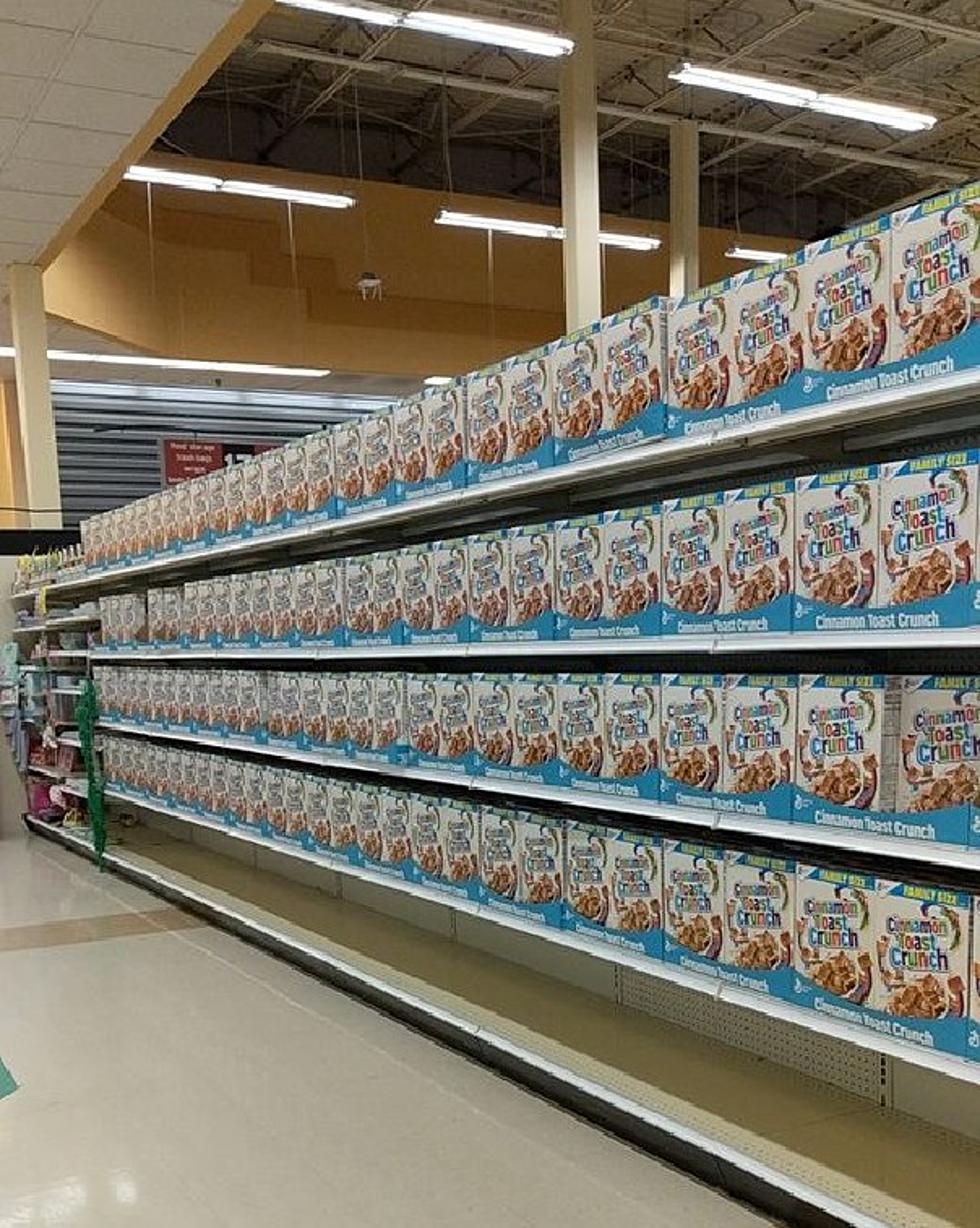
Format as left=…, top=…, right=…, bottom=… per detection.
left=362, top=408, right=399, bottom=513
left=718, top=480, right=794, bottom=634
left=794, top=466, right=880, bottom=633
left=402, top=539, right=469, bottom=645
left=327, top=779, right=361, bottom=863
left=372, top=673, right=408, bottom=765
left=354, top=782, right=388, bottom=871
left=312, top=557, right=344, bottom=647
left=661, top=492, right=724, bottom=635
left=347, top=674, right=374, bottom=762
left=556, top=507, right=660, bottom=639
left=665, top=276, right=735, bottom=437
left=468, top=529, right=510, bottom=640
left=304, top=774, right=332, bottom=853
left=406, top=674, right=440, bottom=770
left=517, top=812, right=564, bottom=928
left=250, top=571, right=274, bottom=648
left=393, top=396, right=429, bottom=502
left=230, top=573, right=254, bottom=647
left=793, top=865, right=877, bottom=1021
left=411, top=795, right=482, bottom=902
left=263, top=765, right=289, bottom=840
left=718, top=675, right=796, bottom=822
left=324, top=674, right=350, bottom=756
left=509, top=674, right=560, bottom=787
left=298, top=672, right=325, bottom=751
left=436, top=675, right=474, bottom=773
left=553, top=321, right=603, bottom=466
left=603, top=673, right=660, bottom=801
left=481, top=807, right=521, bottom=911
left=564, top=823, right=663, bottom=960
left=664, top=840, right=726, bottom=975
left=509, top=523, right=555, bottom=641
left=599, top=297, right=667, bottom=454
left=426, top=379, right=467, bottom=493
left=283, top=438, right=310, bottom=527
left=293, top=563, right=317, bottom=646
left=409, top=793, right=445, bottom=887
left=306, top=429, right=337, bottom=521
left=557, top=673, right=606, bottom=794
left=333, top=419, right=364, bottom=516
left=380, top=790, right=415, bottom=882
left=660, top=675, right=724, bottom=809
left=465, top=361, right=508, bottom=485
left=472, top=673, right=515, bottom=778
left=373, top=551, right=404, bottom=645
left=271, top=566, right=298, bottom=646
left=729, top=253, right=806, bottom=417
left=901, top=677, right=976, bottom=848
left=554, top=513, right=606, bottom=638
left=504, top=344, right=554, bottom=477
left=879, top=450, right=978, bottom=629
left=722, top=851, right=796, bottom=1001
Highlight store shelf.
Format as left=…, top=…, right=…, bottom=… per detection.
left=50, top=686, right=83, bottom=696
left=98, top=719, right=980, bottom=873
left=45, top=612, right=100, bottom=629
left=12, top=623, right=44, bottom=636
left=10, top=587, right=40, bottom=605
left=60, top=779, right=88, bottom=799
left=27, top=764, right=62, bottom=780
left=45, top=367, right=980, bottom=599
left=57, top=733, right=83, bottom=748
left=48, top=649, right=91, bottom=660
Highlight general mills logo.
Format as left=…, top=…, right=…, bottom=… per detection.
left=803, top=375, right=815, bottom=393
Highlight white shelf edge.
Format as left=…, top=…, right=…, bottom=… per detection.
left=98, top=786, right=980, bottom=1093
left=9, top=587, right=40, bottom=604
left=61, top=780, right=89, bottom=798
left=57, top=733, right=83, bottom=748
left=98, top=720, right=980, bottom=872
left=12, top=624, right=44, bottom=636
left=48, top=649, right=92, bottom=659
left=45, top=614, right=101, bottom=629
left=27, top=764, right=63, bottom=779
left=50, top=686, right=83, bottom=696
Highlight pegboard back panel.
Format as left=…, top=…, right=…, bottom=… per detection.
left=617, top=966, right=885, bottom=1102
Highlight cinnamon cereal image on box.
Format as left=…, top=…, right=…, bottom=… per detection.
left=793, top=865, right=876, bottom=1022
left=472, top=674, right=514, bottom=777
left=722, top=852, right=795, bottom=1000
left=380, top=790, right=414, bottom=881
left=899, top=676, right=978, bottom=847
left=660, top=674, right=723, bottom=808
left=372, top=551, right=404, bottom=646
left=794, top=465, right=880, bottom=632
left=662, top=492, right=724, bottom=635
left=305, top=429, right=336, bottom=520
left=508, top=674, right=559, bottom=786
left=508, top=523, right=555, bottom=641
left=557, top=508, right=660, bottom=640
left=603, top=673, right=660, bottom=801
left=394, top=396, right=428, bottom=502
left=361, top=408, right=398, bottom=512
left=324, top=674, right=350, bottom=753
left=409, top=794, right=445, bottom=887
left=371, top=673, right=407, bottom=765
left=328, top=779, right=360, bottom=862
left=719, top=480, right=794, bottom=633
left=426, top=379, right=466, bottom=492
left=305, top=774, right=332, bottom=852
left=354, top=782, right=384, bottom=867
left=468, top=530, right=511, bottom=641
left=879, top=450, right=978, bottom=628
left=598, top=297, right=667, bottom=458
left=555, top=514, right=606, bottom=638
left=334, top=419, right=365, bottom=516
left=344, top=555, right=375, bottom=645
left=403, top=539, right=469, bottom=645
left=466, top=361, right=508, bottom=485
left=481, top=807, right=520, bottom=908
left=730, top=253, right=805, bottom=415
left=564, top=823, right=663, bottom=959
left=406, top=674, right=444, bottom=770
left=719, top=675, right=796, bottom=821
left=517, top=813, right=564, bottom=928
left=666, top=279, right=735, bottom=436
left=557, top=674, right=605, bottom=793
left=313, top=557, right=345, bottom=647
left=504, top=344, right=554, bottom=477
left=553, top=322, right=603, bottom=466
left=436, top=674, right=474, bottom=773
left=440, top=799, right=481, bottom=901
left=347, top=673, right=374, bottom=760
left=664, top=840, right=726, bottom=975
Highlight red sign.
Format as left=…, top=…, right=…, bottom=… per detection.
left=162, top=438, right=277, bottom=485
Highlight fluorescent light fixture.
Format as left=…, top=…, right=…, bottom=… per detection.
left=124, top=166, right=221, bottom=192
left=126, top=165, right=355, bottom=209
left=809, top=94, right=936, bottom=132
left=599, top=231, right=661, bottom=252
left=277, top=0, right=572, bottom=56
left=0, top=346, right=329, bottom=378
left=726, top=245, right=791, bottom=263
left=435, top=209, right=659, bottom=250
left=423, top=375, right=453, bottom=387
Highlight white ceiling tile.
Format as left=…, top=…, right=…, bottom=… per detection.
left=0, top=189, right=78, bottom=224
left=86, top=0, right=233, bottom=55
left=1, top=2, right=96, bottom=31
left=0, top=157, right=95, bottom=196
left=57, top=34, right=191, bottom=96
left=35, top=82, right=158, bottom=134
left=0, top=218, right=55, bottom=246
left=14, top=121, right=127, bottom=167
left=0, top=23, right=73, bottom=78
left=0, top=77, right=45, bottom=121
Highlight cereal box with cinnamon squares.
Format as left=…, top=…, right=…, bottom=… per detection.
left=180, top=581, right=199, bottom=648
left=373, top=551, right=404, bottom=645
left=380, top=790, right=415, bottom=882
left=871, top=880, right=969, bottom=1057
left=269, top=671, right=304, bottom=748
left=224, top=758, right=246, bottom=825
left=354, top=782, right=386, bottom=869
left=557, top=674, right=606, bottom=794
left=555, top=514, right=606, bottom=638
left=271, top=566, right=298, bottom=646
left=394, top=395, right=428, bottom=502
left=516, top=813, right=564, bottom=929
left=211, top=576, right=234, bottom=647
left=406, top=674, right=442, bottom=770
left=400, top=544, right=433, bottom=642
left=328, top=778, right=360, bottom=863
left=722, top=852, right=796, bottom=1001
left=426, top=379, right=466, bottom=493
left=240, top=761, right=269, bottom=832
left=226, top=573, right=250, bottom=647
left=468, top=529, right=511, bottom=641
left=661, top=492, right=725, bottom=635
left=597, top=297, right=667, bottom=458
left=237, top=671, right=264, bottom=743
left=879, top=450, right=978, bottom=628
left=297, top=672, right=325, bottom=751
left=441, top=799, right=482, bottom=901
left=305, top=428, right=336, bottom=521
left=794, top=465, right=880, bottom=633
left=146, top=588, right=163, bottom=646
left=660, top=675, right=723, bottom=808
left=409, top=793, right=445, bottom=888
left=161, top=586, right=183, bottom=646
left=793, top=865, right=877, bottom=1023
left=264, top=765, right=288, bottom=839
left=601, top=505, right=661, bottom=638
left=293, top=562, right=317, bottom=645
left=250, top=570, right=274, bottom=647
left=429, top=539, right=469, bottom=643
left=601, top=674, right=660, bottom=802
left=191, top=473, right=211, bottom=545
left=205, top=468, right=228, bottom=542
left=175, top=671, right=195, bottom=732
left=891, top=182, right=980, bottom=374
left=206, top=753, right=228, bottom=819
left=481, top=807, right=520, bottom=910
left=564, top=823, right=663, bottom=959
left=801, top=216, right=890, bottom=397
left=372, top=673, right=407, bottom=765
left=347, top=673, right=373, bottom=760
left=509, top=524, right=555, bottom=641
left=664, top=840, right=726, bottom=975
left=504, top=344, right=554, bottom=477
left=334, top=419, right=365, bottom=516
left=719, top=675, right=796, bottom=821
left=507, top=675, right=559, bottom=787
left=719, top=480, right=794, bottom=634
left=304, top=773, right=331, bottom=853
left=280, top=769, right=307, bottom=846
left=224, top=461, right=248, bottom=540
left=730, top=253, right=806, bottom=416
left=466, top=361, right=508, bottom=485
left=794, top=675, right=901, bottom=834
left=899, top=676, right=978, bottom=848
left=222, top=671, right=241, bottom=739
left=282, top=439, right=309, bottom=527
left=472, top=674, right=514, bottom=778
left=666, top=278, right=735, bottom=437
left=344, top=555, right=375, bottom=645
left=324, top=673, right=350, bottom=754
left=258, top=445, right=288, bottom=533
left=313, top=556, right=344, bottom=646
left=362, top=407, right=398, bottom=511
left=436, top=675, right=474, bottom=773
left=553, top=321, right=603, bottom=467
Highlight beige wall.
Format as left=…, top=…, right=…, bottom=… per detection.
left=44, top=157, right=799, bottom=379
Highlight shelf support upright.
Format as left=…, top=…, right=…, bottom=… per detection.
left=77, top=679, right=105, bottom=862
left=669, top=121, right=700, bottom=297
left=559, top=0, right=602, bottom=330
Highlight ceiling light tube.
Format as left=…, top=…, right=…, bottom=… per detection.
left=279, top=1, right=400, bottom=24
left=124, top=166, right=221, bottom=192
left=219, top=179, right=355, bottom=208
left=599, top=231, right=661, bottom=251
left=0, top=346, right=329, bottom=378
left=808, top=94, right=936, bottom=132
left=436, top=209, right=659, bottom=250
left=726, top=245, right=791, bottom=263
left=423, top=375, right=453, bottom=387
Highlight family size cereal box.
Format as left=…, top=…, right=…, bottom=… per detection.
left=228, top=573, right=251, bottom=647
left=305, top=429, right=337, bottom=521
left=400, top=544, right=433, bottom=642
left=718, top=675, right=796, bottom=821
left=406, top=674, right=442, bottom=770
left=468, top=529, right=511, bottom=640
left=373, top=551, right=404, bottom=645
left=304, top=773, right=332, bottom=853
left=410, top=794, right=445, bottom=888
left=509, top=524, right=555, bottom=640
left=224, top=461, right=248, bottom=540
left=293, top=562, right=317, bottom=645
left=555, top=514, right=606, bottom=637
left=372, top=673, right=407, bottom=765
left=282, top=770, right=308, bottom=845
left=553, top=322, right=603, bottom=466
left=361, top=408, right=398, bottom=512
left=472, top=674, right=513, bottom=777
left=660, top=675, right=724, bottom=808
left=334, top=419, right=365, bottom=516
left=899, top=676, right=979, bottom=847
left=250, top=571, right=274, bottom=647
left=794, top=465, right=880, bottom=632
left=466, top=361, right=508, bottom=485
left=282, top=439, right=309, bottom=527
left=242, top=456, right=265, bottom=535
left=324, top=674, right=350, bottom=754
left=507, top=674, right=559, bottom=787
left=313, top=557, right=345, bottom=646
left=602, top=505, right=661, bottom=637
left=505, top=345, right=554, bottom=477
left=664, top=840, right=726, bottom=974
left=729, top=252, right=806, bottom=419
left=353, top=782, right=384, bottom=866
left=328, top=778, right=360, bottom=862
left=598, top=296, right=667, bottom=457
left=666, top=278, right=736, bottom=437
left=273, top=671, right=302, bottom=748
left=238, top=671, right=264, bottom=742
left=442, top=799, right=482, bottom=901
left=794, top=675, right=901, bottom=834
left=298, top=672, right=325, bottom=750
left=891, top=182, right=980, bottom=374
left=394, top=396, right=428, bottom=502
left=347, top=674, right=373, bottom=760
left=722, top=852, right=795, bottom=1000
left=719, top=480, right=794, bottom=634
left=871, top=880, right=970, bottom=1057
left=379, top=790, right=414, bottom=882
left=557, top=674, right=606, bottom=793
left=481, top=807, right=520, bottom=909
left=879, top=450, right=978, bottom=628
left=343, top=555, right=376, bottom=646
left=264, top=766, right=288, bottom=838
left=426, top=379, right=467, bottom=493
left=661, top=492, right=725, bottom=635
left=564, top=823, right=663, bottom=959
left=261, top=445, right=289, bottom=532
left=224, top=758, right=247, bottom=825
left=271, top=567, right=298, bottom=646
left=801, top=216, right=890, bottom=399
left=603, top=673, right=660, bottom=801
left=793, top=865, right=877, bottom=1023
left=401, top=540, right=469, bottom=645
left=436, top=675, right=474, bottom=773
left=515, top=813, right=563, bottom=928
left=241, top=761, right=269, bottom=832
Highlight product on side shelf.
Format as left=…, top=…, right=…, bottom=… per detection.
left=602, top=505, right=661, bottom=637
left=663, top=840, right=726, bottom=974
left=241, top=761, right=269, bottom=832
left=555, top=514, right=606, bottom=638
left=505, top=344, right=554, bottom=477
left=306, top=429, right=337, bottom=520
left=237, top=671, right=264, bottom=742
left=729, top=252, right=806, bottom=418
left=271, top=567, right=298, bottom=646
left=516, top=812, right=564, bottom=927
left=723, top=851, right=796, bottom=1000
left=293, top=563, right=317, bottom=644
left=879, top=449, right=978, bottom=628
left=347, top=673, right=373, bottom=760
left=373, top=551, right=404, bottom=645
left=794, top=674, right=902, bottom=836
left=598, top=296, right=667, bottom=458
left=146, top=589, right=163, bottom=645
left=436, top=674, right=474, bottom=773
left=250, top=571, right=274, bottom=647
left=270, top=671, right=303, bottom=748
left=400, top=544, right=433, bottom=641
left=283, top=439, right=309, bottom=527
left=600, top=673, right=660, bottom=801
left=211, top=576, right=233, bottom=647
left=394, top=396, right=428, bottom=501
left=260, top=445, right=289, bottom=533
left=481, top=807, right=520, bottom=908
left=313, top=557, right=345, bottom=646
left=176, top=672, right=195, bottom=731
left=793, top=864, right=876, bottom=1022
left=557, top=674, right=605, bottom=792
left=324, top=674, right=350, bottom=753
left=564, top=823, right=663, bottom=959
left=899, top=677, right=979, bottom=847
left=206, top=669, right=226, bottom=735
left=890, top=181, right=979, bottom=372
left=666, top=278, right=735, bottom=436
left=468, top=529, right=511, bottom=641
left=427, top=539, right=469, bottom=643
left=794, top=465, right=880, bottom=632
left=472, top=674, right=514, bottom=778
left=327, top=778, right=360, bottom=861
left=280, top=769, right=307, bottom=845
left=409, top=793, right=445, bottom=887
left=224, top=758, right=246, bottom=824
left=466, top=361, right=509, bottom=485
left=298, top=672, right=326, bottom=750
left=506, top=674, right=559, bottom=787
left=344, top=555, right=375, bottom=646
left=426, top=379, right=467, bottom=492
left=304, top=773, right=332, bottom=852
left=509, top=523, right=555, bottom=640
left=161, top=586, right=183, bottom=645
left=224, top=462, right=248, bottom=540
left=380, top=790, right=414, bottom=880
left=661, top=492, right=725, bottom=634
left=553, top=322, right=603, bottom=466
left=442, top=798, right=482, bottom=900
left=660, top=674, right=724, bottom=808
left=191, top=473, right=211, bottom=547
left=718, top=675, right=796, bottom=822
left=334, top=420, right=364, bottom=516
left=720, top=480, right=794, bottom=633
left=265, top=765, right=288, bottom=838
left=406, top=674, right=441, bottom=770
left=372, top=673, right=407, bottom=765
left=354, top=782, right=390, bottom=871
left=362, top=408, right=398, bottom=511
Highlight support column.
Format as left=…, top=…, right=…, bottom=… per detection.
left=669, top=120, right=700, bottom=297
left=8, top=264, right=61, bottom=529
left=0, top=381, right=28, bottom=529
left=559, top=0, right=601, bottom=331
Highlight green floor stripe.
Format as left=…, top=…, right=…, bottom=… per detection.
left=0, top=1059, right=17, bottom=1100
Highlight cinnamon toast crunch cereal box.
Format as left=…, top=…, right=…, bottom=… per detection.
left=283, top=438, right=309, bottom=527
left=406, top=674, right=442, bottom=771
left=359, top=408, right=398, bottom=513
left=305, top=429, right=336, bottom=520
left=553, top=322, right=603, bottom=466
left=662, top=492, right=724, bottom=635
left=472, top=674, right=513, bottom=778
left=729, top=253, right=806, bottom=419
left=719, top=675, right=796, bottom=821
left=468, top=529, right=510, bottom=641
left=557, top=674, right=606, bottom=794
left=328, top=779, right=360, bottom=862
left=379, top=789, right=414, bottom=882
left=313, top=557, right=344, bottom=646
left=666, top=278, right=735, bottom=437
left=792, top=865, right=877, bottom=1022
left=509, top=523, right=555, bottom=640
left=373, top=550, right=404, bottom=645
left=516, top=812, right=563, bottom=928
left=900, top=676, right=978, bottom=847
left=507, top=674, right=559, bottom=787
left=664, top=840, right=726, bottom=975
left=879, top=450, right=978, bottom=628
left=602, top=673, right=660, bottom=801
left=480, top=806, right=520, bottom=910
left=304, top=773, right=332, bottom=853
left=334, top=419, right=364, bottom=516
left=555, top=513, right=606, bottom=638
left=598, top=297, right=667, bottom=457
left=504, top=344, right=554, bottom=477
left=394, top=396, right=428, bottom=501
left=324, top=674, right=349, bottom=754
left=557, top=507, right=660, bottom=639
left=442, top=799, right=482, bottom=901
left=372, top=673, right=407, bottom=765
left=564, top=823, right=663, bottom=959
left=660, top=675, right=723, bottom=808
left=465, top=361, right=508, bottom=485
left=723, top=852, right=795, bottom=1000
left=427, top=380, right=467, bottom=493
left=344, top=555, right=375, bottom=645
left=719, top=480, right=794, bottom=633
left=436, top=674, right=474, bottom=773
left=402, top=539, right=469, bottom=645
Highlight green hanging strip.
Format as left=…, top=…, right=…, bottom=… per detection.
left=77, top=678, right=106, bottom=862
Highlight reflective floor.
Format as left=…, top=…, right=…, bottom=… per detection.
left=0, top=829, right=770, bottom=1227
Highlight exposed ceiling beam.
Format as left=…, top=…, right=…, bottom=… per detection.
left=806, top=0, right=980, bottom=46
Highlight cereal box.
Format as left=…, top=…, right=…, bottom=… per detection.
left=801, top=216, right=890, bottom=399
left=890, top=182, right=979, bottom=375
left=371, top=673, right=407, bottom=765
left=347, top=674, right=373, bottom=760
left=723, top=852, right=796, bottom=1000
left=224, top=461, right=248, bottom=539
left=553, top=322, right=603, bottom=467
left=468, top=530, right=511, bottom=641
left=441, top=799, right=481, bottom=901
left=602, top=673, right=661, bottom=801
left=354, top=783, right=386, bottom=868
left=663, top=840, right=726, bottom=974
left=298, top=672, right=325, bottom=750
left=180, top=582, right=199, bottom=648
left=225, top=758, right=247, bottom=825
left=305, top=429, right=336, bottom=520
left=719, top=480, right=794, bottom=633
left=605, top=505, right=661, bottom=637
left=425, top=379, right=466, bottom=493
left=871, top=879, right=970, bottom=1056
left=719, top=675, right=796, bottom=821
left=505, top=345, right=554, bottom=476
left=506, top=674, right=559, bottom=787
left=238, top=671, right=264, bottom=742
left=271, top=671, right=302, bottom=748
left=324, top=674, right=350, bottom=754
left=241, top=761, right=269, bottom=832
left=555, top=514, right=606, bottom=638
left=472, top=674, right=513, bottom=777
left=362, top=408, right=398, bottom=511
left=405, top=674, right=442, bottom=770
left=794, top=675, right=901, bottom=834
left=564, top=822, right=663, bottom=959
left=409, top=794, right=445, bottom=887
left=210, top=576, right=233, bottom=647
left=666, top=278, right=736, bottom=437
left=379, top=790, right=414, bottom=881
left=239, top=456, right=263, bottom=535
left=344, top=555, right=375, bottom=645
left=730, top=253, right=806, bottom=416
left=660, top=675, right=724, bottom=808
left=293, top=562, right=317, bottom=644
left=206, top=753, right=228, bottom=819
left=334, top=419, right=364, bottom=516
left=424, top=540, right=469, bottom=644
left=793, top=865, right=877, bottom=1023
left=557, top=674, right=606, bottom=793
left=879, top=450, right=978, bottom=628
left=264, top=765, right=288, bottom=839
left=260, top=445, right=289, bottom=532
left=226, top=573, right=250, bottom=647
left=794, top=466, right=880, bottom=632
left=222, top=672, right=241, bottom=739
left=509, top=524, right=555, bottom=640
left=161, top=587, right=183, bottom=645
left=271, top=567, right=298, bottom=646
left=516, top=813, right=564, bottom=928
left=175, top=672, right=195, bottom=731
left=312, top=557, right=344, bottom=646
left=276, top=769, right=304, bottom=845
left=661, top=492, right=725, bottom=635
left=394, top=396, right=428, bottom=501
left=466, top=361, right=508, bottom=485
left=436, top=675, right=474, bottom=773
left=250, top=571, right=274, bottom=647
left=373, top=551, right=404, bottom=645
left=481, top=807, right=520, bottom=909
left=400, top=545, right=433, bottom=641
left=900, top=676, right=978, bottom=847
left=596, top=297, right=667, bottom=458
left=280, top=439, right=308, bottom=527
left=305, top=773, right=332, bottom=852
left=328, top=778, right=360, bottom=862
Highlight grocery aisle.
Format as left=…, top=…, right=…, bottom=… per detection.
left=0, top=828, right=771, bottom=1228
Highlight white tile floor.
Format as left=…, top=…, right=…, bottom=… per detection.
left=0, top=830, right=772, bottom=1227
